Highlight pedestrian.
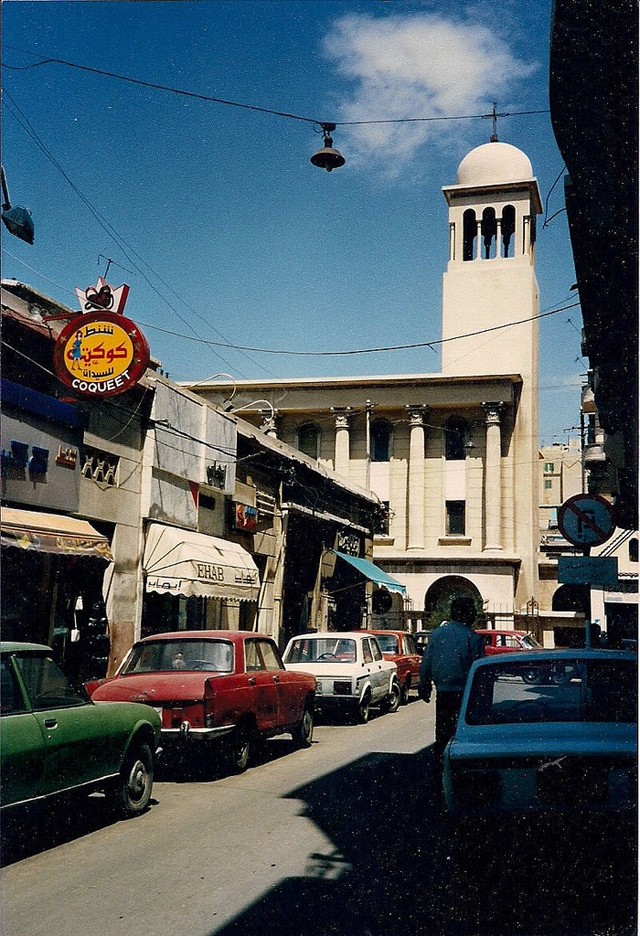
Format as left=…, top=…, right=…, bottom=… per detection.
left=418, top=595, right=485, bottom=755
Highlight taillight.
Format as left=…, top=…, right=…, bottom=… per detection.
left=204, top=679, right=215, bottom=727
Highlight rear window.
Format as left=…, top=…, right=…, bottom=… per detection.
left=466, top=658, right=638, bottom=726
left=375, top=634, right=399, bottom=654
left=122, top=639, right=234, bottom=674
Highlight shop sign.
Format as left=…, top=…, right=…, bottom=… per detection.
left=53, top=310, right=150, bottom=397
left=235, top=503, right=258, bottom=532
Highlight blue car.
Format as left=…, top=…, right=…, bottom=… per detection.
left=442, top=649, right=637, bottom=816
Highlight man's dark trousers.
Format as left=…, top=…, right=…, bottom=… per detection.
left=435, top=690, right=463, bottom=754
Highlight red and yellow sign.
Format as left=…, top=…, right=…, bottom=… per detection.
left=54, top=311, right=150, bottom=397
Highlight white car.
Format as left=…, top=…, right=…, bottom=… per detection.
left=283, top=631, right=400, bottom=723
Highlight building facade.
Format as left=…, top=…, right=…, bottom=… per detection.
left=189, top=140, right=545, bottom=634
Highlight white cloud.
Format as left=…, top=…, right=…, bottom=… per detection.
left=323, top=11, right=537, bottom=174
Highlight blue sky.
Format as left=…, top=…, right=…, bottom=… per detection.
left=2, top=0, right=584, bottom=444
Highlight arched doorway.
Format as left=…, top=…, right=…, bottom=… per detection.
left=424, top=575, right=482, bottom=628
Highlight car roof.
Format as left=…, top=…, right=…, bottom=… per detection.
left=135, top=631, right=269, bottom=644
left=476, top=629, right=530, bottom=636
left=1, top=641, right=52, bottom=653
left=470, top=648, right=637, bottom=669
left=367, top=629, right=412, bottom=638
left=288, top=632, right=371, bottom=641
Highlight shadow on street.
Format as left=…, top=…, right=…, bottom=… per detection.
left=213, top=745, right=637, bottom=936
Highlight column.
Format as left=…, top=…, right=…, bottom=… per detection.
left=331, top=407, right=352, bottom=474
left=406, top=405, right=426, bottom=549
left=483, top=402, right=504, bottom=551
left=475, top=220, right=483, bottom=260
left=495, top=218, right=502, bottom=258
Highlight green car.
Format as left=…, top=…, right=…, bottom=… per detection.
left=1, top=642, right=161, bottom=819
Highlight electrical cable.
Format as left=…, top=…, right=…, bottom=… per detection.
left=135, top=303, right=579, bottom=357
left=3, top=49, right=549, bottom=129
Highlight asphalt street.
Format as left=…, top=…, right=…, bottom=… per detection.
left=1, top=697, right=636, bottom=936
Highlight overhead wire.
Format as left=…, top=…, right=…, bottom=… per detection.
left=2, top=91, right=279, bottom=380
left=3, top=49, right=550, bottom=129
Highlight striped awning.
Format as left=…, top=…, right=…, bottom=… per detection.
left=143, top=522, right=259, bottom=601
left=1, top=507, right=113, bottom=560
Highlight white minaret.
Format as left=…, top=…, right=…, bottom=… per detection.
left=440, top=140, right=542, bottom=601
left=441, top=140, right=542, bottom=382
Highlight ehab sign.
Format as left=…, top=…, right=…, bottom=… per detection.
left=54, top=311, right=150, bottom=397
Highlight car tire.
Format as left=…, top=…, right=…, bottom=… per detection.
left=292, top=704, right=314, bottom=748
left=400, top=679, right=411, bottom=706
left=383, top=680, right=401, bottom=714
left=356, top=694, right=371, bottom=724
left=113, top=741, right=154, bottom=819
left=522, top=668, right=540, bottom=685
left=227, top=728, right=252, bottom=773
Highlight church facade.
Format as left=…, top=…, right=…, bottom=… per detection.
left=190, top=141, right=544, bottom=633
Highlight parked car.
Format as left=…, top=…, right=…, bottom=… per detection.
left=476, top=629, right=542, bottom=655
left=283, top=631, right=400, bottom=723
left=368, top=630, right=421, bottom=704
left=1, top=642, right=161, bottom=818
left=414, top=630, right=435, bottom=656
left=443, top=649, right=638, bottom=817
left=87, top=631, right=316, bottom=773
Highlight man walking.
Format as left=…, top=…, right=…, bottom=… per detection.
left=418, top=595, right=485, bottom=755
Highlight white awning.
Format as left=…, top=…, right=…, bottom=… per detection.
left=143, top=523, right=259, bottom=601
left=1, top=507, right=113, bottom=560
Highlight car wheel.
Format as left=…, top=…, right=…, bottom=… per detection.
left=400, top=680, right=411, bottom=706
left=113, top=742, right=154, bottom=819
left=384, top=681, right=401, bottom=714
left=227, top=728, right=252, bottom=773
left=522, top=667, right=540, bottom=685
left=357, top=694, right=371, bottom=724
left=292, top=705, right=314, bottom=748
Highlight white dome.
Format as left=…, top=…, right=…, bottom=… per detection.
left=456, top=142, right=534, bottom=186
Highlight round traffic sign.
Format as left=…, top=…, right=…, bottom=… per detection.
left=557, top=494, right=616, bottom=548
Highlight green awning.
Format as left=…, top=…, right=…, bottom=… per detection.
left=332, top=551, right=406, bottom=594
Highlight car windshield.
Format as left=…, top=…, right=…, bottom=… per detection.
left=521, top=634, right=542, bottom=649
left=121, top=639, right=234, bottom=674
left=285, top=638, right=357, bottom=664
left=374, top=634, right=399, bottom=654
left=465, top=658, right=637, bottom=726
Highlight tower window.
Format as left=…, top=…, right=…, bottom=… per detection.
left=446, top=501, right=466, bottom=535
left=370, top=420, right=392, bottom=462
left=481, top=207, right=497, bottom=259
left=297, top=423, right=320, bottom=459
left=502, top=205, right=516, bottom=257
left=463, top=209, right=477, bottom=261
left=444, top=417, right=468, bottom=461
left=630, top=539, right=638, bottom=563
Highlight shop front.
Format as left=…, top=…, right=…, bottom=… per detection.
left=141, top=522, right=260, bottom=636
left=0, top=506, right=113, bottom=680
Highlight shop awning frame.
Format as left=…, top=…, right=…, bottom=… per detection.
left=0, top=507, right=113, bottom=560
left=143, top=522, right=260, bottom=602
left=332, top=550, right=406, bottom=595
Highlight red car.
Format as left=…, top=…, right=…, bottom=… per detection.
left=476, top=629, right=542, bottom=655
left=87, top=631, right=316, bottom=773
left=367, top=630, right=421, bottom=705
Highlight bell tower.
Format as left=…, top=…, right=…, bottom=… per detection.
left=441, top=140, right=542, bottom=381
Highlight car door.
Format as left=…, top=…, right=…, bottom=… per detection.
left=366, top=638, right=387, bottom=702
left=14, top=651, right=119, bottom=795
left=401, top=634, right=421, bottom=686
left=258, top=638, right=302, bottom=729
left=245, top=639, right=279, bottom=733
left=0, top=655, right=47, bottom=808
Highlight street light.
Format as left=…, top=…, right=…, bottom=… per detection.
left=1, top=167, right=34, bottom=244
left=310, top=124, right=346, bottom=172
